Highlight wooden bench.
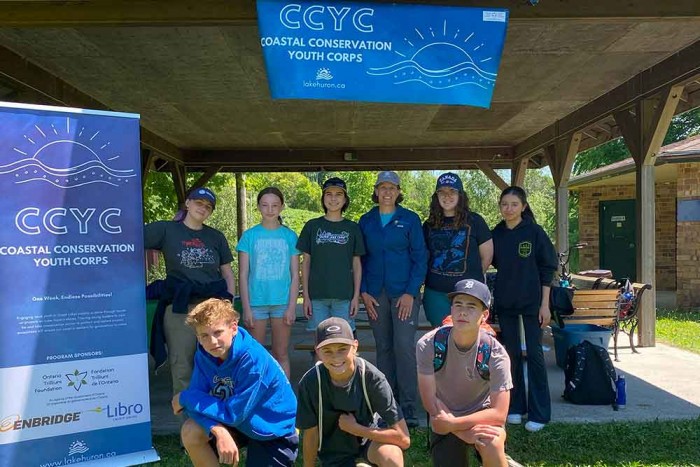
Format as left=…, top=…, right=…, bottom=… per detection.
left=558, top=274, right=652, bottom=361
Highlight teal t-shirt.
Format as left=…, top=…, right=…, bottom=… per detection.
left=380, top=212, right=395, bottom=227
left=296, top=217, right=365, bottom=300
left=237, top=224, right=299, bottom=306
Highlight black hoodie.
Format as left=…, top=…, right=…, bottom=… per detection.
left=491, top=216, right=557, bottom=315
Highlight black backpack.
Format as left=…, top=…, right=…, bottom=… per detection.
left=563, top=340, right=618, bottom=407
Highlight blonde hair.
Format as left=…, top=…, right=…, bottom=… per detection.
left=185, top=298, right=239, bottom=328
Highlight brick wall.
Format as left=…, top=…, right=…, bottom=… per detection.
left=676, top=162, right=700, bottom=309
left=577, top=181, right=677, bottom=291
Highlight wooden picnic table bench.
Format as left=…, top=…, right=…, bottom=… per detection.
left=557, top=273, right=652, bottom=361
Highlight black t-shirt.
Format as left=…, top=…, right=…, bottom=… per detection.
left=423, top=212, right=492, bottom=292
left=297, top=358, right=402, bottom=465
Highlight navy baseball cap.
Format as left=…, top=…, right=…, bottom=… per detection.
left=435, top=172, right=464, bottom=193
left=188, top=187, right=216, bottom=209
left=322, top=177, right=347, bottom=193
left=447, top=279, right=491, bottom=308
left=375, top=171, right=400, bottom=187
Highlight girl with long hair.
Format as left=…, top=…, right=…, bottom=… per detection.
left=237, top=187, right=300, bottom=378
left=423, top=172, right=493, bottom=327
left=491, top=186, right=557, bottom=432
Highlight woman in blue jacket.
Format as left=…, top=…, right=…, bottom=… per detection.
left=491, top=186, right=557, bottom=433
left=359, top=171, right=427, bottom=428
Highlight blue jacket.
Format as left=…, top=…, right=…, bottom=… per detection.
left=179, top=327, right=297, bottom=440
left=359, top=206, right=428, bottom=298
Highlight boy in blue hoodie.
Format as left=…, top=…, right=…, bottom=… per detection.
left=172, top=298, right=298, bottom=466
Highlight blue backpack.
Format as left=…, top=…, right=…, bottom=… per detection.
left=433, top=325, right=493, bottom=380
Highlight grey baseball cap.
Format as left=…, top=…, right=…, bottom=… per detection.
left=375, top=171, right=400, bottom=187
left=447, top=279, right=491, bottom=308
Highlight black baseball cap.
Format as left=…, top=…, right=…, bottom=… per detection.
left=322, top=177, right=347, bottom=193
left=315, top=317, right=355, bottom=349
left=447, top=279, right=491, bottom=308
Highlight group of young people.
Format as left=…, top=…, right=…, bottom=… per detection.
left=144, top=170, right=558, bottom=466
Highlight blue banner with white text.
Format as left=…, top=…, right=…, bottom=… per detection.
left=256, top=0, right=509, bottom=107
left=0, top=102, right=158, bottom=466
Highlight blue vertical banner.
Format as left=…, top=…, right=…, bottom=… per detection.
left=0, top=102, right=159, bottom=466
left=256, top=0, right=509, bottom=107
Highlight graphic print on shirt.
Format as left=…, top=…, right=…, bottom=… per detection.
left=179, top=237, right=216, bottom=269
left=429, top=224, right=471, bottom=276
left=315, top=228, right=350, bottom=245
left=211, top=375, right=234, bottom=400
left=253, top=238, right=288, bottom=280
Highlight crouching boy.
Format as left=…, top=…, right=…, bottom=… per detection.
left=297, top=317, right=410, bottom=467
left=417, top=280, right=513, bottom=467
left=171, top=298, right=298, bottom=467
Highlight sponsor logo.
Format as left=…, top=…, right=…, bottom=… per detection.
left=68, top=440, right=89, bottom=456
left=88, top=402, right=144, bottom=421
left=518, top=241, right=532, bottom=258
left=0, top=412, right=81, bottom=432
left=66, top=369, right=88, bottom=391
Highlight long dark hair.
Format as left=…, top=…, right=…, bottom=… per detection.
left=257, top=186, right=285, bottom=225
left=499, top=186, right=536, bottom=222
left=427, top=190, right=470, bottom=229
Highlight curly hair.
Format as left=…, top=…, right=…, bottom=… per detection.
left=185, top=298, right=239, bottom=329
left=426, top=190, right=471, bottom=229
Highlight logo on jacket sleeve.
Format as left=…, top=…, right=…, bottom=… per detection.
left=211, top=376, right=234, bottom=400
left=518, top=241, right=532, bottom=258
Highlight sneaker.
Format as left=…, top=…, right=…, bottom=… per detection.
left=525, top=421, right=546, bottom=432
left=506, top=414, right=523, bottom=425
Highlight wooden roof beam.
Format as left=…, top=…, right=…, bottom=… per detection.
left=516, top=39, right=700, bottom=159
left=0, top=0, right=699, bottom=27
left=0, top=44, right=185, bottom=164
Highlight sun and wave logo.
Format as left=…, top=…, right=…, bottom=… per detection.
left=68, top=440, right=90, bottom=456
left=316, top=68, right=333, bottom=80
left=367, top=19, right=497, bottom=91
left=0, top=116, right=136, bottom=189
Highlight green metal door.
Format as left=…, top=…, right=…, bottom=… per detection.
left=599, top=199, right=636, bottom=281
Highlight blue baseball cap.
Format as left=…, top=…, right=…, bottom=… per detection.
left=436, top=172, right=464, bottom=193
left=375, top=171, right=400, bottom=187
left=447, top=279, right=491, bottom=308
left=188, top=187, right=216, bottom=209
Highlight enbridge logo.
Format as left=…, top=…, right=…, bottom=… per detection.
left=0, top=412, right=81, bottom=432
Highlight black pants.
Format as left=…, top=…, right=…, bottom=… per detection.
left=498, top=314, right=551, bottom=424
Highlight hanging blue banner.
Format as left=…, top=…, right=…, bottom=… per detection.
left=0, top=102, right=159, bottom=466
left=256, top=0, right=509, bottom=107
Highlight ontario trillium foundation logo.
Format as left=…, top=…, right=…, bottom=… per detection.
left=66, top=369, right=88, bottom=391
left=518, top=241, right=532, bottom=258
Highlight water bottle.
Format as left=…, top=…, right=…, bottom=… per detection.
left=615, top=375, right=627, bottom=410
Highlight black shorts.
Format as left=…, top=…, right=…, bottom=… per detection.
left=321, top=441, right=375, bottom=467
left=208, top=426, right=298, bottom=466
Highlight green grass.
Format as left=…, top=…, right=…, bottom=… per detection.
left=144, top=418, right=700, bottom=466
left=656, top=309, right=700, bottom=354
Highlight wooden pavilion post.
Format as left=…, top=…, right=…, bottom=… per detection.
left=544, top=133, right=581, bottom=254
left=613, top=85, right=683, bottom=347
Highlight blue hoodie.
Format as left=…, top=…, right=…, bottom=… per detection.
left=179, top=327, right=297, bottom=440
left=359, top=205, right=428, bottom=298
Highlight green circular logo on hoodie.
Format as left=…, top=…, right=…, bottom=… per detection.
left=518, top=241, right=532, bottom=258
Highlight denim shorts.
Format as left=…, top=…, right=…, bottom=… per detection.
left=251, top=304, right=288, bottom=320
left=306, top=299, right=353, bottom=331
